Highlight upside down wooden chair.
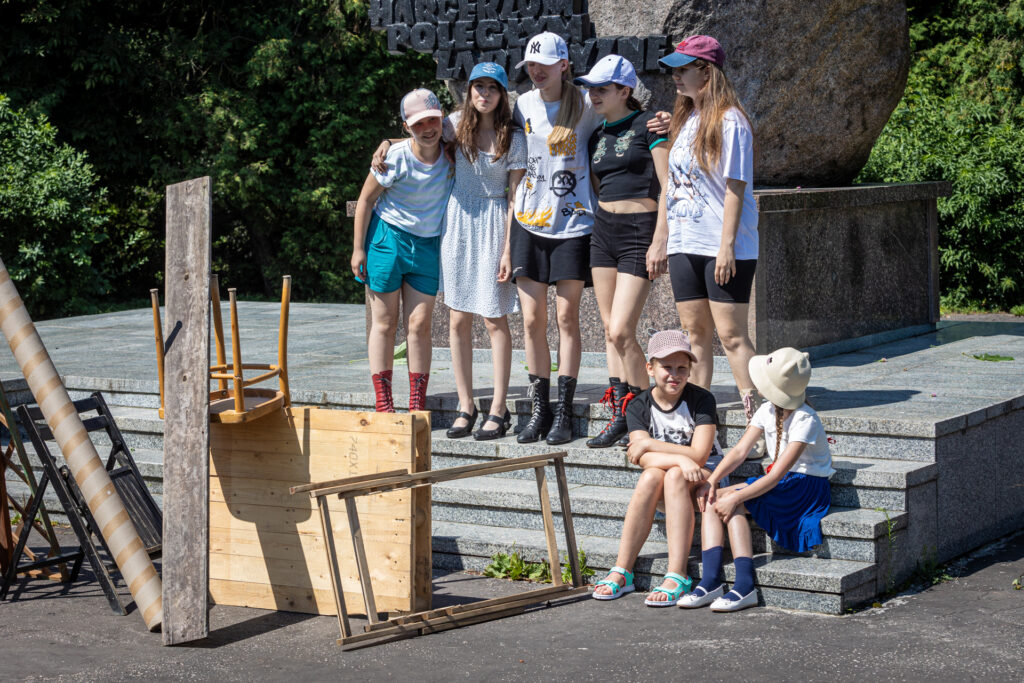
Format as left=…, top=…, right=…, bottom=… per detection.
left=151, top=274, right=291, bottom=424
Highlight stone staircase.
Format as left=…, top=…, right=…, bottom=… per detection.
left=4, top=373, right=943, bottom=615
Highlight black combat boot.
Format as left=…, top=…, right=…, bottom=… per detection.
left=517, top=374, right=552, bottom=443
left=546, top=375, right=577, bottom=445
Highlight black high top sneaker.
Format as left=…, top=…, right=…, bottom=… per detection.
left=586, top=379, right=629, bottom=448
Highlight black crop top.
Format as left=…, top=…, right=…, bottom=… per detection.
left=588, top=110, right=667, bottom=202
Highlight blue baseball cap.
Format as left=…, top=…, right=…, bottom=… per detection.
left=469, top=62, right=509, bottom=90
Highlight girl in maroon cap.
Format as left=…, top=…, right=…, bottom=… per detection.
left=657, top=36, right=761, bottom=429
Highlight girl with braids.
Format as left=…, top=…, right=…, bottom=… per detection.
left=511, top=33, right=669, bottom=445
left=657, top=36, right=762, bottom=432
left=441, top=63, right=527, bottom=440
left=685, top=348, right=833, bottom=612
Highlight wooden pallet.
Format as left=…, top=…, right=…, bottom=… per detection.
left=208, top=407, right=431, bottom=616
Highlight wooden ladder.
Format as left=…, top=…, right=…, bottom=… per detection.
left=293, top=451, right=589, bottom=648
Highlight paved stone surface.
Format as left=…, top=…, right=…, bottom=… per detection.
left=1, top=528, right=1021, bottom=681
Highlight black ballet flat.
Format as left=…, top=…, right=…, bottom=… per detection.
left=446, top=407, right=478, bottom=438
left=474, top=410, right=512, bottom=441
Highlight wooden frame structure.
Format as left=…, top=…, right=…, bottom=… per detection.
left=293, top=451, right=588, bottom=648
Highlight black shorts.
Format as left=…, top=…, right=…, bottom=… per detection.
left=590, top=206, right=657, bottom=279
left=669, top=252, right=756, bottom=303
left=510, top=220, right=592, bottom=285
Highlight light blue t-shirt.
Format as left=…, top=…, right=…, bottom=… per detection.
left=666, top=108, right=759, bottom=259
left=371, top=140, right=454, bottom=238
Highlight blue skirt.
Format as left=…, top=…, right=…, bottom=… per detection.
left=744, top=472, right=831, bottom=553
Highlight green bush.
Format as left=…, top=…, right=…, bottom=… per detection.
left=858, top=1, right=1024, bottom=310
left=0, top=95, right=111, bottom=318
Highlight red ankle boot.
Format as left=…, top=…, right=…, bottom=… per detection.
left=409, top=372, right=429, bottom=412
left=372, top=370, right=395, bottom=413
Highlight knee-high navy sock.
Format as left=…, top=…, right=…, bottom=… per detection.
left=697, top=546, right=724, bottom=592
left=731, top=556, right=755, bottom=596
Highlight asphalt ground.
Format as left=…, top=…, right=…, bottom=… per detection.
left=1, top=528, right=1022, bottom=682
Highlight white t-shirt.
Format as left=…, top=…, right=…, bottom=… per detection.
left=371, top=140, right=454, bottom=238
left=512, top=89, right=602, bottom=239
left=666, top=108, right=759, bottom=259
left=750, top=402, right=834, bottom=478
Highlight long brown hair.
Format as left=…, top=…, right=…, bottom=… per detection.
left=774, top=404, right=786, bottom=462
left=456, top=81, right=514, bottom=163
left=547, top=67, right=584, bottom=150
left=669, top=60, right=753, bottom=176
left=614, top=84, right=644, bottom=112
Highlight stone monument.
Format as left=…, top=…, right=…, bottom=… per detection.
left=367, top=0, right=948, bottom=357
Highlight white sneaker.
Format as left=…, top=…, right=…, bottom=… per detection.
left=678, top=584, right=724, bottom=608
left=710, top=588, right=758, bottom=612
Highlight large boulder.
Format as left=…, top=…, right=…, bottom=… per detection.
left=588, top=0, right=910, bottom=186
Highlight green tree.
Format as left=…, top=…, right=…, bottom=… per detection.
left=0, top=95, right=111, bottom=318
left=0, top=1, right=439, bottom=306
left=858, top=1, right=1024, bottom=310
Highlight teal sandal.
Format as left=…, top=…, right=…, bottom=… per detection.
left=592, top=566, right=635, bottom=600
left=644, top=572, right=692, bottom=607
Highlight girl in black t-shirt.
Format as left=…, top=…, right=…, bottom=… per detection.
left=574, top=55, right=671, bottom=448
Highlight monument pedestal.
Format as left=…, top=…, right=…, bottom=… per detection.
left=427, top=181, right=951, bottom=357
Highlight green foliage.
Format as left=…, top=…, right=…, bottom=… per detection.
left=483, top=547, right=595, bottom=584
left=0, top=95, right=111, bottom=318
left=0, top=0, right=441, bottom=309
left=970, top=353, right=1014, bottom=362
left=858, top=1, right=1024, bottom=311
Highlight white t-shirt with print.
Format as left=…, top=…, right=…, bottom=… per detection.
left=750, top=402, right=834, bottom=478
left=512, top=89, right=602, bottom=239
left=666, top=108, right=759, bottom=259
left=371, top=139, right=454, bottom=238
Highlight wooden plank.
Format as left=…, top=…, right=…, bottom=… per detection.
left=319, top=499, right=351, bottom=637
left=411, top=413, right=431, bottom=613
left=162, top=176, right=212, bottom=645
left=209, top=500, right=411, bottom=537
left=344, top=497, right=379, bottom=623
left=554, top=459, right=582, bottom=587
left=210, top=476, right=411, bottom=512
left=291, top=469, right=408, bottom=495
left=534, top=465, right=562, bottom=587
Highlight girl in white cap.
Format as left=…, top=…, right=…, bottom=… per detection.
left=510, top=31, right=602, bottom=446
left=441, top=62, right=528, bottom=441
left=683, top=347, right=834, bottom=612
left=512, top=33, right=670, bottom=445
left=657, top=36, right=761, bottom=429
left=573, top=54, right=671, bottom=448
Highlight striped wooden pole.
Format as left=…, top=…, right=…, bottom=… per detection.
left=0, top=256, right=163, bottom=630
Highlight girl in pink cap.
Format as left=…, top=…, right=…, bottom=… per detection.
left=657, top=36, right=761, bottom=430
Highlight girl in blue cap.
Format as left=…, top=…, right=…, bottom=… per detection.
left=441, top=62, right=527, bottom=440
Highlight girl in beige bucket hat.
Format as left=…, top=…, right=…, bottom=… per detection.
left=680, top=347, right=835, bottom=612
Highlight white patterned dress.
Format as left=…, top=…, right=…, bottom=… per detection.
left=439, top=124, right=527, bottom=317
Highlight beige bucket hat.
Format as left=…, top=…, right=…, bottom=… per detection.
left=748, top=347, right=811, bottom=410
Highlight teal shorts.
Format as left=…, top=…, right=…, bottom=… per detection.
left=357, top=213, right=440, bottom=295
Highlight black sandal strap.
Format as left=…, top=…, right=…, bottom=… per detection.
left=456, top=409, right=477, bottom=421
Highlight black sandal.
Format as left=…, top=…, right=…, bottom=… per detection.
left=474, top=409, right=511, bottom=441
left=446, top=407, right=478, bottom=438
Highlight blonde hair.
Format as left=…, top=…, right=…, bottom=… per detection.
left=669, top=60, right=753, bottom=176
left=547, top=68, right=584, bottom=149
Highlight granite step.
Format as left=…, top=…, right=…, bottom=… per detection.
left=431, top=520, right=877, bottom=614
left=431, top=473, right=908, bottom=562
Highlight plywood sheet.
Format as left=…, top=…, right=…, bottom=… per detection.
left=208, top=407, right=430, bottom=616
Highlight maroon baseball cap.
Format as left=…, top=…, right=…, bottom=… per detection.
left=659, top=35, right=726, bottom=69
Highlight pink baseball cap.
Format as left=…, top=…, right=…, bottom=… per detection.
left=647, top=330, right=698, bottom=363
left=659, top=35, right=726, bottom=69
left=400, top=88, right=443, bottom=126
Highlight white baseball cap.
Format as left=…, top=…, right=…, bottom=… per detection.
left=574, top=55, right=638, bottom=89
left=515, top=32, right=569, bottom=69
left=400, top=88, right=443, bottom=126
